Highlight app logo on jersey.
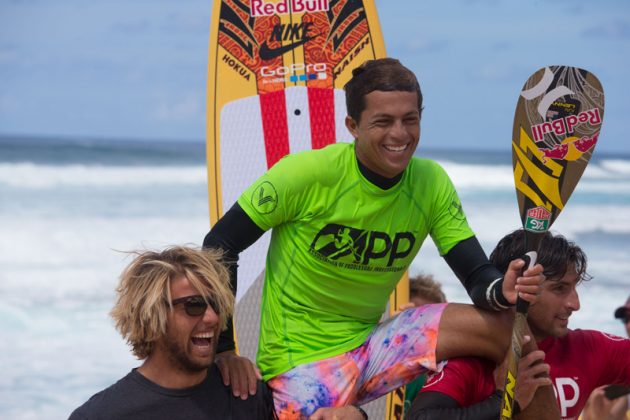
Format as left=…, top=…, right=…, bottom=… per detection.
left=251, top=181, right=278, bottom=214
left=309, top=223, right=416, bottom=270
left=524, top=206, right=551, bottom=232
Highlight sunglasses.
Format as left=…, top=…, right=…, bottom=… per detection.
left=170, top=295, right=219, bottom=317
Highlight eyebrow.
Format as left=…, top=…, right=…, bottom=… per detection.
left=370, top=111, right=420, bottom=119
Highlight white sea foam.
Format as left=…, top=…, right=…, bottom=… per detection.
left=599, top=158, right=630, bottom=175
left=438, top=161, right=515, bottom=189
left=434, top=159, right=630, bottom=194
left=1, top=160, right=628, bottom=193
left=0, top=163, right=207, bottom=188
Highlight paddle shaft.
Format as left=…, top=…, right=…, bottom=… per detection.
left=500, top=234, right=543, bottom=419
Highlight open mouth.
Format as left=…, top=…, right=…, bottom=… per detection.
left=383, top=144, right=408, bottom=152
left=191, top=332, right=214, bottom=347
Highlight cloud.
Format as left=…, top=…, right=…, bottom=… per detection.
left=582, top=20, right=630, bottom=39
left=476, top=64, right=517, bottom=82
left=0, top=95, right=12, bottom=112
left=460, top=0, right=501, bottom=5
left=0, top=47, right=17, bottom=64
left=396, top=38, right=449, bottom=54
left=490, top=41, right=512, bottom=52
left=159, top=11, right=209, bottom=33
left=153, top=93, right=203, bottom=122
left=111, top=20, right=152, bottom=34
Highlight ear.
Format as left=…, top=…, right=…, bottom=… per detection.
left=345, top=116, right=359, bottom=139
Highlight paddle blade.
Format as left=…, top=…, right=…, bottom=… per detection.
left=512, top=66, right=604, bottom=238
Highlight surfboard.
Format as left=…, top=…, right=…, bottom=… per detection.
left=205, top=0, right=407, bottom=417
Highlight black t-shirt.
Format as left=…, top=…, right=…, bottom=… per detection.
left=68, top=364, right=275, bottom=419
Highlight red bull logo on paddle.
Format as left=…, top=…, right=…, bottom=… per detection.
left=251, top=0, right=329, bottom=16
left=525, top=206, right=551, bottom=232
left=540, top=134, right=599, bottom=161
left=531, top=108, right=601, bottom=143
left=531, top=107, right=601, bottom=162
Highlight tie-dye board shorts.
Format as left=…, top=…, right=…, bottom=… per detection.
left=268, top=302, right=447, bottom=418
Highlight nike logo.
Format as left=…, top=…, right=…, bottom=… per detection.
left=259, top=35, right=315, bottom=61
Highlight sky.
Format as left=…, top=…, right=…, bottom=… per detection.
left=1, top=0, right=629, bottom=153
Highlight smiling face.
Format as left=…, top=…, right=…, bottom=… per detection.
left=157, top=275, right=220, bottom=373
left=346, top=90, right=421, bottom=179
left=528, top=265, right=581, bottom=341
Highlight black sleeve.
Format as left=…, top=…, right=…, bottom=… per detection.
left=406, top=390, right=503, bottom=420
left=203, top=202, right=266, bottom=353
left=443, top=236, right=512, bottom=311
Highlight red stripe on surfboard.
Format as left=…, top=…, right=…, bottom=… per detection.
left=260, top=90, right=290, bottom=168
left=308, top=87, right=336, bottom=149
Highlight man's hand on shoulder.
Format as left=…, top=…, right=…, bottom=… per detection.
left=215, top=350, right=262, bottom=399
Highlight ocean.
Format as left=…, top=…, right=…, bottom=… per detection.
left=1, top=135, right=629, bottom=419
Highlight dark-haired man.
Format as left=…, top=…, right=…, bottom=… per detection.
left=408, top=230, right=630, bottom=420
left=204, top=58, right=549, bottom=418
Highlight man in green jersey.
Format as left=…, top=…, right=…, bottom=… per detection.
left=203, top=58, right=553, bottom=418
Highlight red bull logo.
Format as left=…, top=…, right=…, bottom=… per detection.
left=251, top=0, right=330, bottom=16
left=532, top=108, right=601, bottom=143
left=541, top=133, right=599, bottom=161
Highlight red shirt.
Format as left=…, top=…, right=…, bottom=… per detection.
left=420, top=329, right=630, bottom=419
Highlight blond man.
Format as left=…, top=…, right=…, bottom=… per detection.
left=69, top=246, right=274, bottom=420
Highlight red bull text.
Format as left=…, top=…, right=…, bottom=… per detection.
left=251, top=0, right=330, bottom=16
left=532, top=108, right=601, bottom=143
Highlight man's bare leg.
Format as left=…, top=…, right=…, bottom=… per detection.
left=436, top=303, right=513, bottom=363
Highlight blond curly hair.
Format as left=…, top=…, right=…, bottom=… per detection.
left=110, top=246, right=234, bottom=359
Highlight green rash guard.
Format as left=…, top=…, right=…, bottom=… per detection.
left=237, top=142, right=474, bottom=380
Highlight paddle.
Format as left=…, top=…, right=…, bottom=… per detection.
left=500, top=66, right=605, bottom=419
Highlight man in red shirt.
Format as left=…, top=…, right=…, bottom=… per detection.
left=408, top=230, right=630, bottom=420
